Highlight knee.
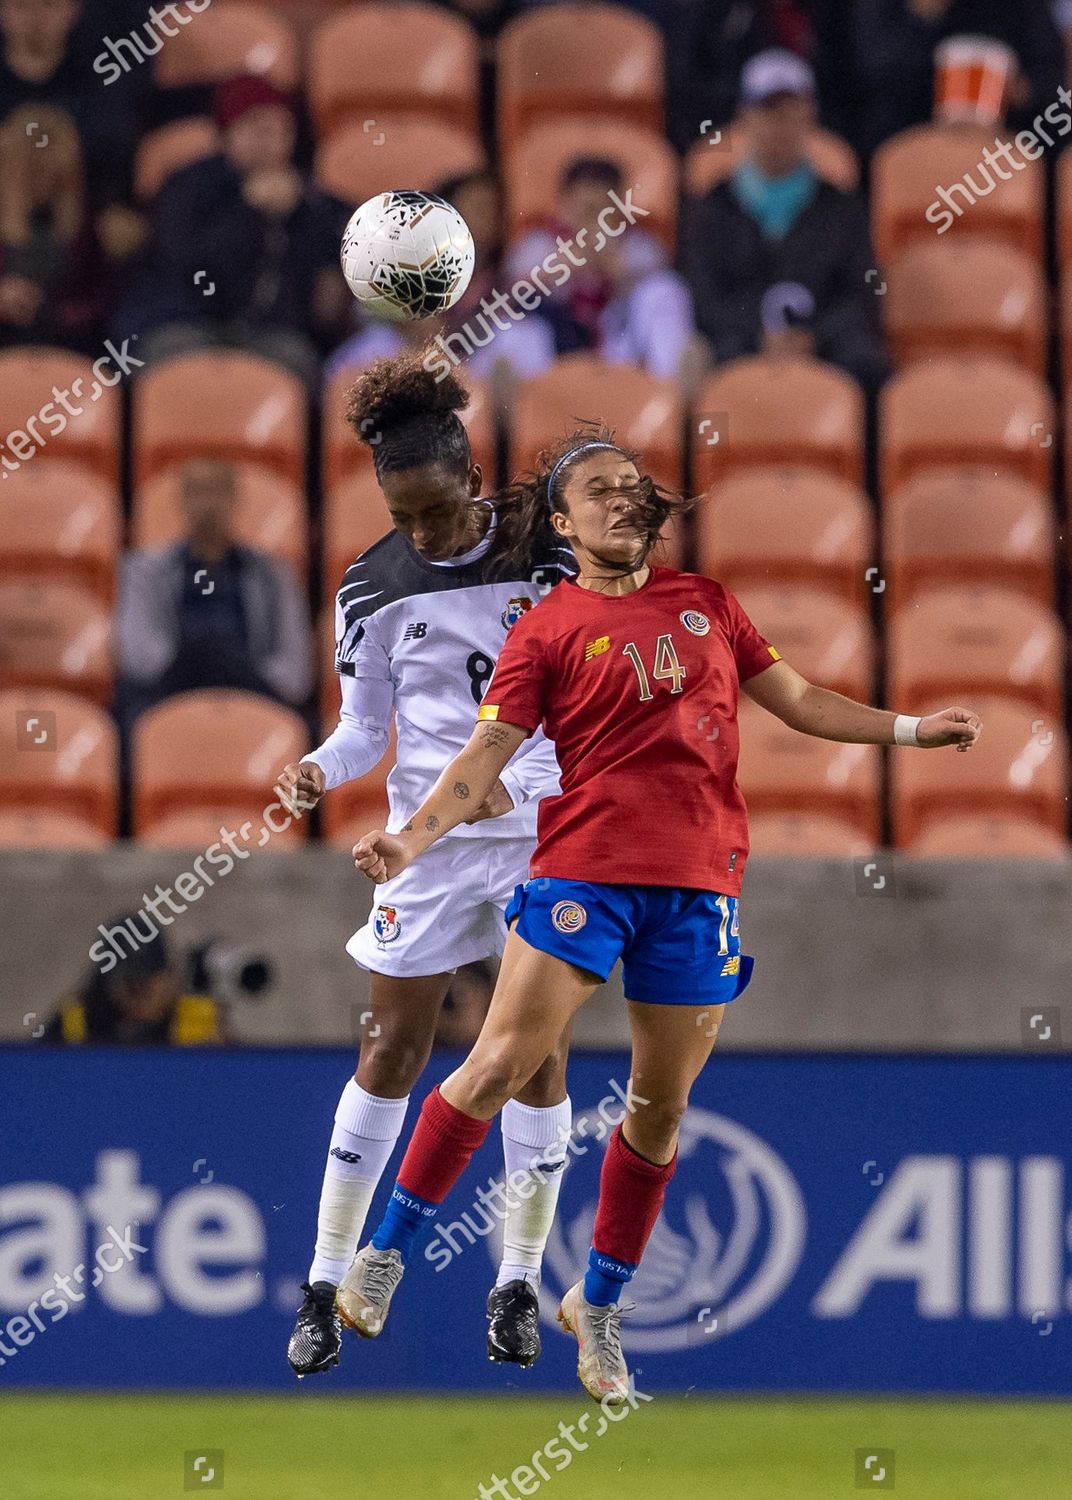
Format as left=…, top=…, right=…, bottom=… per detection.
left=463, top=1039, right=535, bottom=1115
left=515, top=1039, right=569, bottom=1108
left=626, top=1095, right=689, bottom=1154
left=355, top=1032, right=432, bottom=1097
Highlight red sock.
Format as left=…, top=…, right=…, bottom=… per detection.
left=397, top=1086, right=491, bottom=1204
left=592, top=1125, right=677, bottom=1266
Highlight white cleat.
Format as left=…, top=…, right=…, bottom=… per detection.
left=336, top=1245, right=404, bottom=1338
left=556, top=1280, right=631, bottom=1406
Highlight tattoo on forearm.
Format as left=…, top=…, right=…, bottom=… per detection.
left=480, top=724, right=511, bottom=749
left=402, top=821, right=414, bottom=832
left=453, top=781, right=470, bottom=800
left=425, top=815, right=440, bottom=832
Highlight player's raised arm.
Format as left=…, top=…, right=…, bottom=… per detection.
left=353, top=719, right=529, bottom=882
left=743, top=658, right=982, bottom=751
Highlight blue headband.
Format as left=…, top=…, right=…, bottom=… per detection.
left=545, top=441, right=619, bottom=508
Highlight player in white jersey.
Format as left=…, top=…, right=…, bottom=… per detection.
left=277, top=351, right=576, bottom=1377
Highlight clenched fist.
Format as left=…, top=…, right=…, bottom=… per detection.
left=275, top=761, right=326, bottom=816
left=917, top=708, right=982, bottom=752
left=353, top=830, right=411, bottom=884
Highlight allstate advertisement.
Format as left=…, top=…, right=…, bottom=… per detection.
left=0, top=1048, right=1068, bottom=1395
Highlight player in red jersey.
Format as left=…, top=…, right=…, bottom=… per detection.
left=340, top=427, right=982, bottom=1402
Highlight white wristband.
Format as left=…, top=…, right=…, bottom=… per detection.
left=893, top=714, right=922, bottom=747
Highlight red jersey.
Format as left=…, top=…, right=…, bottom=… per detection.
left=478, top=567, right=780, bottom=896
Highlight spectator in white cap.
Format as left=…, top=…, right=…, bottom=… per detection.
left=682, top=47, right=888, bottom=396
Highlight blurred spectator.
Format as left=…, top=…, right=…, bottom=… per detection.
left=503, top=155, right=699, bottom=381
left=41, top=918, right=225, bottom=1045
left=124, top=75, right=348, bottom=381
left=682, top=50, right=887, bottom=395
left=813, top=0, right=1064, bottom=157
left=0, top=103, right=115, bottom=350
left=116, top=457, right=313, bottom=719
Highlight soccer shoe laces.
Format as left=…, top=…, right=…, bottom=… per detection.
left=361, top=1247, right=403, bottom=1305
left=586, top=1299, right=628, bottom=1372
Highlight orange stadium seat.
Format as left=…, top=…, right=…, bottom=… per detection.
left=154, top=2, right=299, bottom=89
left=694, top=466, right=873, bottom=603
left=511, top=355, right=686, bottom=565
left=319, top=605, right=342, bottom=727
left=138, top=807, right=304, bottom=849
left=736, top=696, right=881, bottom=839
left=133, top=352, right=306, bottom=487
left=134, top=462, right=306, bottom=573
left=887, top=586, right=1064, bottom=721
left=309, top=5, right=478, bottom=139
left=132, top=689, right=308, bottom=837
left=685, top=125, right=859, bottom=197
left=0, top=689, right=118, bottom=834
left=497, top=6, right=664, bottom=153
left=0, top=581, right=112, bottom=702
left=134, top=118, right=219, bottom=201
left=880, top=356, right=1054, bottom=496
left=891, top=695, right=1068, bottom=845
left=0, top=460, right=120, bottom=602
left=504, top=119, right=678, bottom=251
left=908, top=814, right=1069, bottom=858
left=692, top=357, right=864, bottom=492
left=732, top=584, right=875, bottom=702
left=321, top=751, right=396, bottom=845
left=0, top=348, right=119, bottom=482
left=321, top=362, right=494, bottom=490
left=747, top=812, right=875, bottom=857
left=872, top=124, right=1043, bottom=263
left=883, top=467, right=1054, bottom=609
left=0, top=808, right=109, bottom=849
left=884, top=239, right=1047, bottom=374
left=1052, top=145, right=1072, bottom=269
left=323, top=469, right=393, bottom=598
left=315, top=119, right=484, bottom=210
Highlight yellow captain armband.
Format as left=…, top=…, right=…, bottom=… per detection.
left=477, top=705, right=500, bottom=721
left=767, top=645, right=781, bottom=661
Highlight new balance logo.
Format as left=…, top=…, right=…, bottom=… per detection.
left=330, top=1147, right=363, bottom=1164
left=403, top=622, right=428, bottom=640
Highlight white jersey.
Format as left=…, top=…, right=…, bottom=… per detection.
left=309, top=522, right=575, bottom=839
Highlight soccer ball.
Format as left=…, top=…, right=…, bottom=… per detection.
left=340, top=190, right=475, bottom=322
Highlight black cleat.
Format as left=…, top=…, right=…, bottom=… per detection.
left=287, top=1281, right=342, bottom=1376
left=487, top=1279, right=541, bottom=1367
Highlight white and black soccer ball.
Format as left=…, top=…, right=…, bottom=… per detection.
left=340, top=190, right=475, bottom=322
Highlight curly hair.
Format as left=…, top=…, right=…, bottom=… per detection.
left=344, top=346, right=472, bottom=479
left=487, top=420, right=691, bottom=580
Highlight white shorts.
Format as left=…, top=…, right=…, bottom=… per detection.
left=347, top=837, right=532, bottom=978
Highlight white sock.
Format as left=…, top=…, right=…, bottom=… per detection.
left=496, top=1096, right=572, bottom=1290
left=307, top=1079, right=409, bottom=1286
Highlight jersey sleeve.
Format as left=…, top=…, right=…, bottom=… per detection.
left=476, top=612, right=549, bottom=735
left=724, top=588, right=782, bottom=682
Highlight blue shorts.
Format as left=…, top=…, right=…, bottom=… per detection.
left=504, top=878, right=755, bottom=1006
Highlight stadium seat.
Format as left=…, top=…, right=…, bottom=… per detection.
left=732, top=585, right=875, bottom=702
left=319, top=605, right=342, bottom=727
left=1053, top=145, right=1072, bottom=269
left=0, top=581, right=112, bottom=702
left=891, top=695, right=1068, bottom=845
left=315, top=119, right=484, bottom=210
left=886, top=586, right=1064, bottom=721
left=0, top=348, right=119, bottom=482
left=684, top=125, right=859, bottom=197
left=497, top=6, right=664, bottom=153
left=692, top=357, right=864, bottom=492
left=908, top=814, right=1069, bottom=858
left=323, top=469, right=393, bottom=599
left=133, top=352, right=306, bottom=487
left=0, top=689, right=118, bottom=834
left=132, top=690, right=308, bottom=837
left=880, top=356, right=1054, bottom=496
left=504, top=118, right=678, bottom=252
left=321, top=362, right=494, bottom=491
left=0, top=460, right=120, bottom=602
left=511, top=355, right=686, bottom=565
left=134, top=118, right=219, bottom=201
left=884, top=239, right=1046, bottom=374
left=309, top=5, right=478, bottom=139
left=872, top=124, right=1043, bottom=263
left=138, top=807, right=304, bottom=849
left=694, top=466, right=873, bottom=603
left=154, top=2, right=299, bottom=89
left=883, top=467, right=1054, bottom=609
left=736, top=696, right=881, bottom=839
left=321, top=751, right=396, bottom=844
left=0, top=808, right=109, bottom=849
left=134, top=462, right=306, bottom=574
left=747, top=812, right=874, bottom=857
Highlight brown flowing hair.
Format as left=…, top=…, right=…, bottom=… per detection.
left=486, top=420, right=692, bottom=580
left=0, top=105, right=85, bottom=249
